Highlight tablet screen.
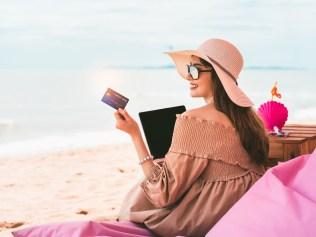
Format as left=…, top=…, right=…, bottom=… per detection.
left=139, top=105, right=186, bottom=158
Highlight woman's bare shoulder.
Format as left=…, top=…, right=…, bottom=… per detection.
left=181, top=107, right=203, bottom=117
left=181, top=105, right=234, bottom=127
left=181, top=105, right=214, bottom=118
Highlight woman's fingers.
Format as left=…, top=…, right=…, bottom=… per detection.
left=114, top=109, right=139, bottom=136
left=118, top=108, right=130, bottom=121
left=114, top=111, right=125, bottom=121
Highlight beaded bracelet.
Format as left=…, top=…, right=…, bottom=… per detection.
left=139, top=154, right=154, bottom=165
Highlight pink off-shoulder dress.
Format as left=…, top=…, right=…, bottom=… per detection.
left=117, top=114, right=266, bottom=236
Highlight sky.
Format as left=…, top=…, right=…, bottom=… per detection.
left=1, top=0, right=316, bottom=69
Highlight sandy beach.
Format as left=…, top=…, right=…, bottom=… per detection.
left=0, top=143, right=142, bottom=236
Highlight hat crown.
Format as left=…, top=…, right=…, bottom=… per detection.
left=197, top=39, right=243, bottom=80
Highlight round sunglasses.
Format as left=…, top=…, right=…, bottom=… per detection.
left=186, top=64, right=213, bottom=80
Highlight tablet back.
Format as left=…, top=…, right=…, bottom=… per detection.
left=139, top=105, right=186, bottom=159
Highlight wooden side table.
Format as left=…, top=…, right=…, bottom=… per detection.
left=267, top=124, right=316, bottom=168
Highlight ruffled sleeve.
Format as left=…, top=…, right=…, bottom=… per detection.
left=140, top=152, right=208, bottom=208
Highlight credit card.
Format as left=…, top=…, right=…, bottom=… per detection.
left=101, top=88, right=129, bottom=110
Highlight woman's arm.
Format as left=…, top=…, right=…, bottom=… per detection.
left=114, top=108, right=155, bottom=178
left=130, top=128, right=156, bottom=178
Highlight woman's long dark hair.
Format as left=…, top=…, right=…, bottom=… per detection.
left=200, top=58, right=269, bottom=165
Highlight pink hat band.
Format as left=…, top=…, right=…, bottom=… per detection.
left=205, top=55, right=237, bottom=82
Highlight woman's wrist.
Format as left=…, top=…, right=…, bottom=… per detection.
left=138, top=154, right=154, bottom=165
left=130, top=127, right=141, bottom=139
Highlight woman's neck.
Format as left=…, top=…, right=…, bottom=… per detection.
left=204, top=96, right=214, bottom=105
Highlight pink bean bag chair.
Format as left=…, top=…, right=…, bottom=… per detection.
left=206, top=149, right=316, bottom=237
left=12, top=220, right=157, bottom=237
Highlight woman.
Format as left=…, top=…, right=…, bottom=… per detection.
left=115, top=38, right=269, bottom=236
left=12, top=39, right=269, bottom=237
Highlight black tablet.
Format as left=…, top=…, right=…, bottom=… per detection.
left=139, top=105, right=186, bottom=159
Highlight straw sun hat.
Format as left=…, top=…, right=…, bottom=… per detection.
left=165, top=38, right=253, bottom=107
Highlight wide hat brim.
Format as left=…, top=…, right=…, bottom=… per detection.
left=165, top=50, right=254, bottom=107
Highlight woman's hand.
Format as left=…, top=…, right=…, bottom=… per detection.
left=114, top=108, right=140, bottom=137
left=114, top=108, right=155, bottom=178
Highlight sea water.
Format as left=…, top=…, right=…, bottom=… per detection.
left=0, top=67, right=315, bottom=157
